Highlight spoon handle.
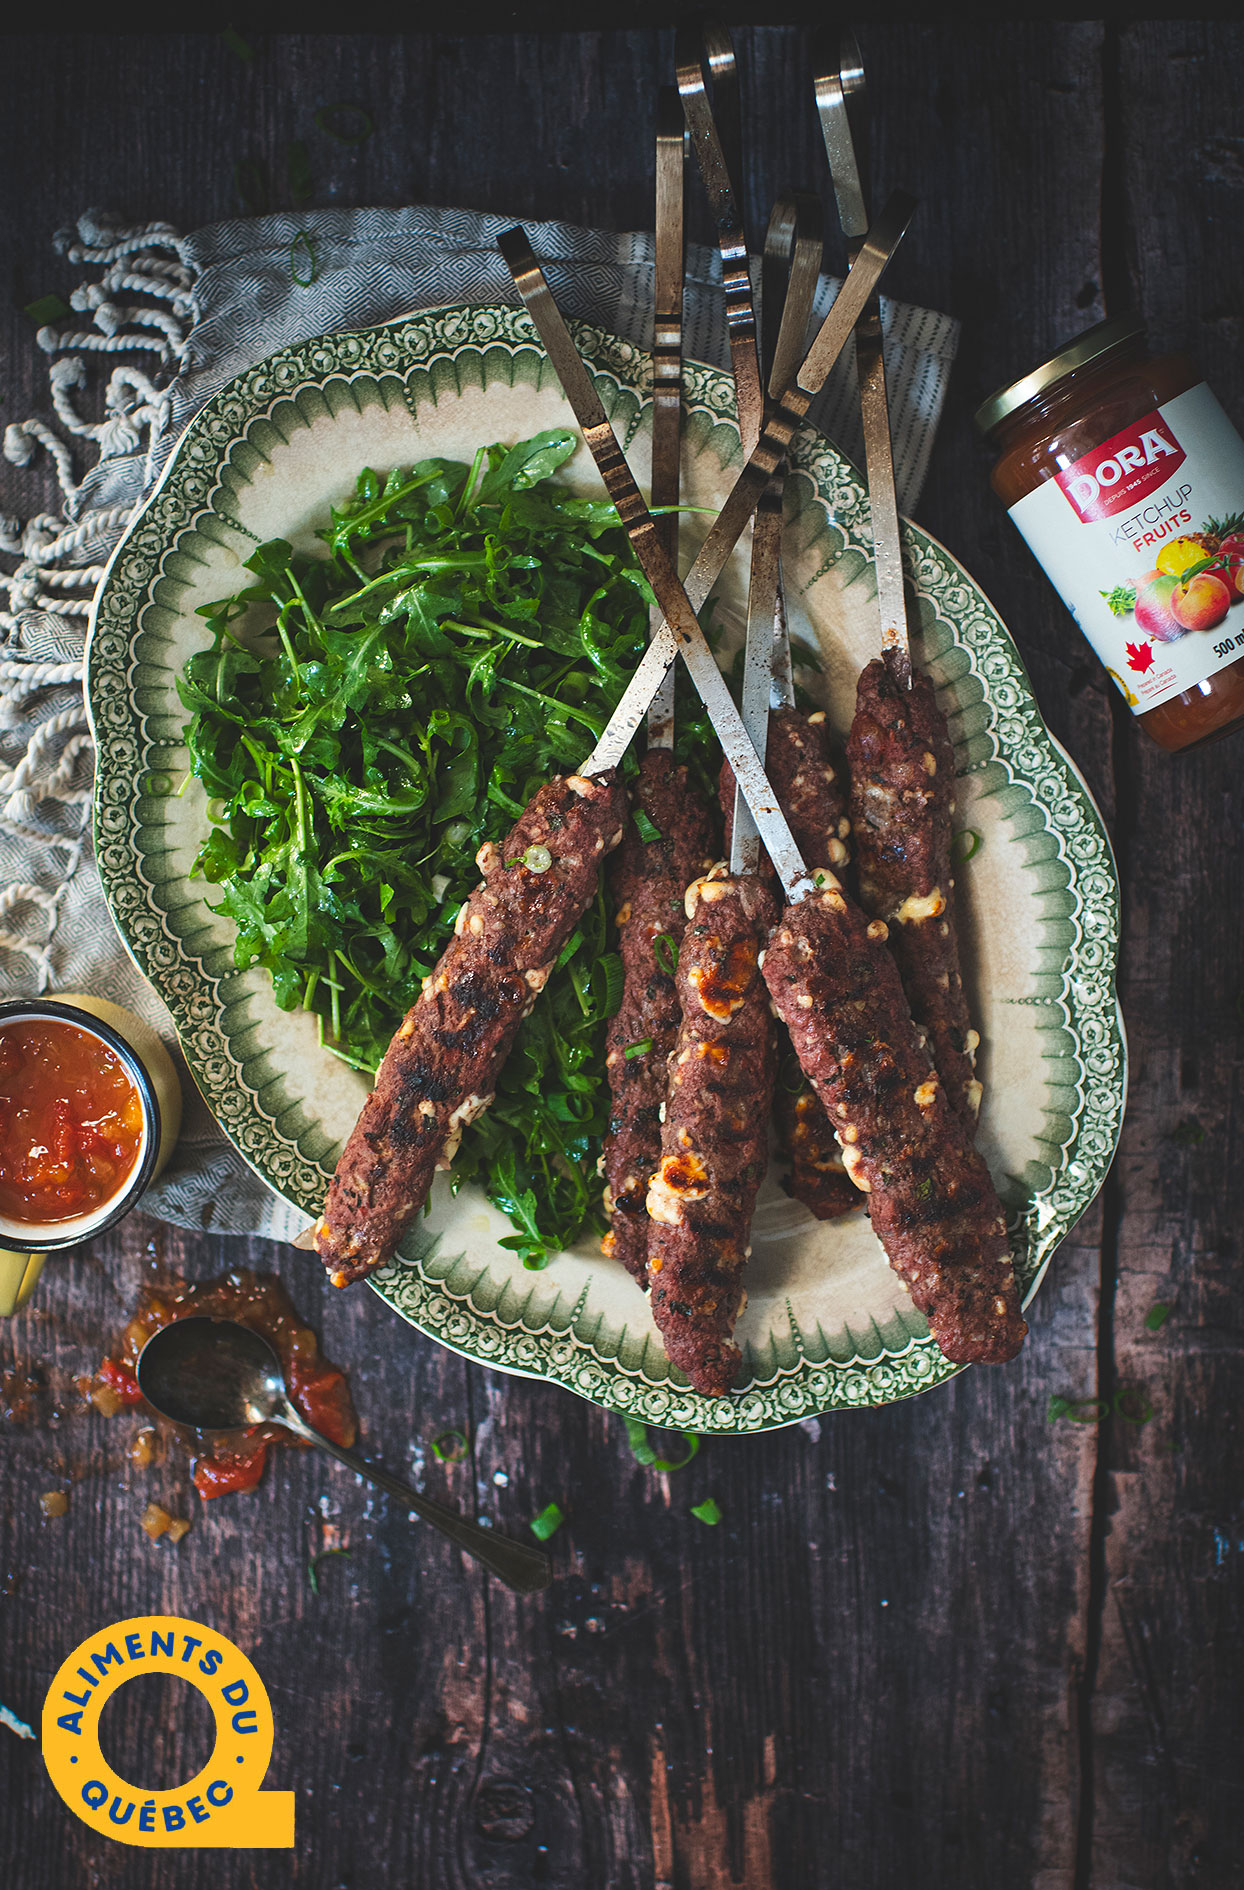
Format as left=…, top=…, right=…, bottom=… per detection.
left=278, top=1406, right=552, bottom=1594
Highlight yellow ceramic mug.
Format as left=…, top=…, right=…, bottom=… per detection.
left=0, top=995, right=182, bottom=1316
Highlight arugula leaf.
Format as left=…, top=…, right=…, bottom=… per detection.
left=178, top=438, right=718, bottom=1259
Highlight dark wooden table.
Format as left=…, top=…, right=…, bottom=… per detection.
left=2, top=25, right=1241, bottom=1890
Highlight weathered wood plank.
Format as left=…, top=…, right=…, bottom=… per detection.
left=1087, top=22, right=1244, bottom=1890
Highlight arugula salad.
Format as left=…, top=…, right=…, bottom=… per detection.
left=178, top=430, right=716, bottom=1266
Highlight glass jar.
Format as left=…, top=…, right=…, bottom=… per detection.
left=976, top=318, right=1244, bottom=752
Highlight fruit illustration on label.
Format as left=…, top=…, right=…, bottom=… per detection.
left=1133, top=573, right=1183, bottom=642
left=1155, top=536, right=1207, bottom=579
left=1171, top=570, right=1231, bottom=632
left=1100, top=509, right=1244, bottom=651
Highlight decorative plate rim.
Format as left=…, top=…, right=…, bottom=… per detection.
left=86, top=302, right=1126, bottom=1433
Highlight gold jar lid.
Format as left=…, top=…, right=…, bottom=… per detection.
left=973, top=317, right=1145, bottom=437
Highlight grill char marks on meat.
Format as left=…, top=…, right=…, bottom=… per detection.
left=773, top=1069, right=858, bottom=1221
left=603, top=751, right=717, bottom=1284
left=762, top=887, right=1027, bottom=1365
left=722, top=707, right=858, bottom=1221
left=646, top=870, right=779, bottom=1396
left=848, top=655, right=981, bottom=1123
left=313, top=771, right=627, bottom=1287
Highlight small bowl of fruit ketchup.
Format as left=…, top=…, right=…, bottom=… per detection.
left=0, top=995, right=182, bottom=1316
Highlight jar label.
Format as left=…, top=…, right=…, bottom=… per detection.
left=1008, top=383, right=1244, bottom=713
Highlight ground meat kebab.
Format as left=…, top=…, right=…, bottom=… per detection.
left=312, top=771, right=626, bottom=1286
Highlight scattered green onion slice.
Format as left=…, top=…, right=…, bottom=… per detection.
left=529, top=1502, right=564, bottom=1541
left=431, top=1428, right=468, bottom=1463
left=1047, top=1394, right=1109, bottom=1424
left=594, top=951, right=623, bottom=1019
left=1048, top=1387, right=1154, bottom=1426
left=290, top=232, right=318, bottom=286
left=24, top=294, right=69, bottom=325
left=1113, top=1385, right=1154, bottom=1426
left=951, top=829, right=983, bottom=864
left=690, top=1497, right=722, bottom=1526
left=632, top=808, right=662, bottom=845
left=623, top=1038, right=653, bottom=1059
left=653, top=932, right=679, bottom=979
left=314, top=103, right=375, bottom=145
left=555, top=927, right=584, bottom=970
left=624, top=1417, right=699, bottom=1472
left=307, top=1547, right=352, bottom=1593
left=1171, top=1119, right=1204, bottom=1147
left=1144, top=1303, right=1171, bottom=1333
left=523, top=844, right=552, bottom=873
left=221, top=24, right=254, bottom=62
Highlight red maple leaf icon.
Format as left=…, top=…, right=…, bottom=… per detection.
left=1125, top=640, right=1155, bottom=673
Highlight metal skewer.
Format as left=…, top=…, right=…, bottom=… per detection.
left=814, top=28, right=913, bottom=687
left=498, top=191, right=911, bottom=801
left=646, top=84, right=685, bottom=752
left=759, top=193, right=823, bottom=715
left=677, top=23, right=767, bottom=875
left=676, top=24, right=763, bottom=459
left=497, top=212, right=915, bottom=899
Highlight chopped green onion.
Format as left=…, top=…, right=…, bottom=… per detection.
left=221, top=24, right=254, bottom=61
left=307, top=1547, right=351, bottom=1593
left=529, top=1502, right=564, bottom=1541
left=594, top=951, right=624, bottom=1018
left=1144, top=1303, right=1171, bottom=1332
left=431, top=1428, right=468, bottom=1463
left=555, top=928, right=584, bottom=970
left=290, top=232, right=318, bottom=287
left=1047, top=1387, right=1153, bottom=1426
left=624, top=1417, right=699, bottom=1472
left=523, top=844, right=552, bottom=873
left=690, top=1497, right=722, bottom=1526
left=653, top=932, right=679, bottom=978
left=632, top=808, right=662, bottom=845
left=24, top=294, right=68, bottom=325
left=623, top=1038, right=653, bottom=1059
left=951, top=829, right=983, bottom=864
left=1171, top=1119, right=1204, bottom=1147
left=1047, top=1394, right=1109, bottom=1424
left=1113, top=1385, right=1154, bottom=1426
left=314, top=103, right=375, bottom=146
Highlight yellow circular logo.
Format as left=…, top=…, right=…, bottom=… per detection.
left=42, top=1615, right=294, bottom=1848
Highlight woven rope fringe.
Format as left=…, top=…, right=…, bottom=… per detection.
left=0, top=211, right=195, bottom=988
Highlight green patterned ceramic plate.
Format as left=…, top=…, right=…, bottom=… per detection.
left=87, top=304, right=1125, bottom=1432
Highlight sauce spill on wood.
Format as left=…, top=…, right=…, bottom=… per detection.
left=89, top=1270, right=356, bottom=1500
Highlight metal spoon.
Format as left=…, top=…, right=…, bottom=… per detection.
left=135, top=1316, right=552, bottom=1594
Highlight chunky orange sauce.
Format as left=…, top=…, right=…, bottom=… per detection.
left=94, top=1270, right=357, bottom=1500
left=0, top=1020, right=143, bottom=1224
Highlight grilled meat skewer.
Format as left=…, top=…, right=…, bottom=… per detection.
left=761, top=883, right=1026, bottom=1364
left=848, top=654, right=981, bottom=1122
left=313, top=771, right=627, bottom=1287
left=721, top=705, right=858, bottom=1220
left=646, top=867, right=778, bottom=1395
left=499, top=224, right=1029, bottom=1373
left=602, top=752, right=716, bottom=1283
